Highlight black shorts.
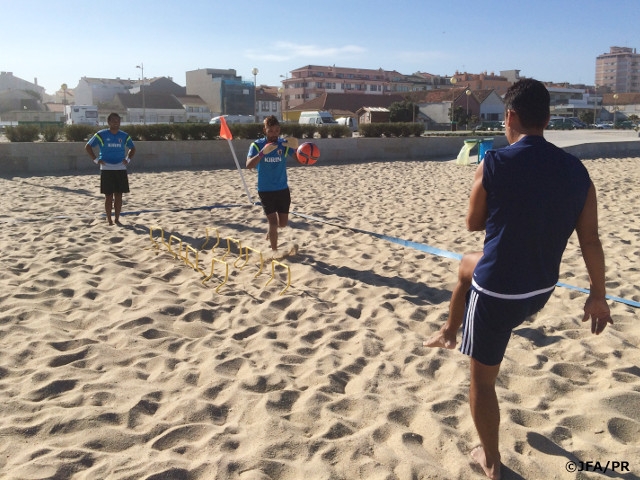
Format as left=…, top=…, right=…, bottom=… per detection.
left=100, top=170, right=130, bottom=195
left=459, top=285, right=554, bottom=366
left=258, top=188, right=291, bottom=215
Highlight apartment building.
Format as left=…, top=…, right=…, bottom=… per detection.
left=281, top=65, right=450, bottom=109
left=596, top=46, right=640, bottom=93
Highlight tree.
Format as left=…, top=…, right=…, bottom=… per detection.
left=389, top=100, right=418, bottom=122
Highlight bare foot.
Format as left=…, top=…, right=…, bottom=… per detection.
left=107, top=219, right=114, bottom=226
left=470, top=446, right=501, bottom=480
left=115, top=220, right=123, bottom=226
left=423, top=329, right=456, bottom=349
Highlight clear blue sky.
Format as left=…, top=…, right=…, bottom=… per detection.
left=3, top=0, right=639, bottom=95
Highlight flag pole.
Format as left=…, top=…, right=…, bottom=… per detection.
left=219, top=116, right=254, bottom=205
left=227, top=139, right=254, bottom=205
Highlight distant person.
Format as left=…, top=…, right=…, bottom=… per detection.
left=85, top=113, right=135, bottom=226
left=246, top=115, right=298, bottom=257
left=423, top=79, right=612, bottom=479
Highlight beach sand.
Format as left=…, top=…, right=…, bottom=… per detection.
left=0, top=156, right=639, bottom=480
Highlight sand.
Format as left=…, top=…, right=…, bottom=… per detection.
left=0, top=156, right=639, bottom=480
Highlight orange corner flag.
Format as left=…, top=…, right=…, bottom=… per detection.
left=219, top=116, right=233, bottom=140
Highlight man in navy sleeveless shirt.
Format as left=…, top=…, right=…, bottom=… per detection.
left=424, top=79, right=612, bottom=479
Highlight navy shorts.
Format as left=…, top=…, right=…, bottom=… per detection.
left=100, top=170, right=129, bottom=195
left=459, top=285, right=554, bottom=366
left=258, top=188, right=290, bottom=215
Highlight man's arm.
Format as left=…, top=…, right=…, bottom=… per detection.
left=85, top=143, right=99, bottom=164
left=246, top=142, right=278, bottom=169
left=125, top=146, right=136, bottom=164
left=575, top=182, right=612, bottom=334
left=466, top=162, right=488, bottom=231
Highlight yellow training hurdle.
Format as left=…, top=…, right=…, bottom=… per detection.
left=265, top=260, right=291, bottom=296
left=202, top=257, right=229, bottom=292
left=148, top=225, right=291, bottom=295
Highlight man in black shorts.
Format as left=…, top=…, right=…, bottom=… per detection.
left=247, top=116, right=298, bottom=256
left=85, top=113, right=135, bottom=226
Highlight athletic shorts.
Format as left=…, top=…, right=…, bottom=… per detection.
left=459, top=285, right=554, bottom=366
left=258, top=188, right=290, bottom=215
left=100, top=170, right=130, bottom=195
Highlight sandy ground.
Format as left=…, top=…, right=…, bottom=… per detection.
left=0, top=151, right=639, bottom=479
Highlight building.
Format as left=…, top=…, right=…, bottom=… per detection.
left=74, top=77, right=135, bottom=106
left=0, top=71, right=46, bottom=113
left=175, top=95, right=212, bottom=123
left=596, top=46, right=640, bottom=93
left=281, top=65, right=451, bottom=110
left=450, top=71, right=514, bottom=97
left=108, top=92, right=186, bottom=124
left=284, top=92, right=406, bottom=123
left=255, top=87, right=281, bottom=123
left=186, top=68, right=254, bottom=117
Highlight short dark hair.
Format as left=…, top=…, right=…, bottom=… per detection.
left=264, top=115, right=279, bottom=128
left=503, top=79, right=550, bottom=129
left=107, top=112, right=121, bottom=122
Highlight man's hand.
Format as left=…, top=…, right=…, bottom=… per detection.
left=282, top=137, right=299, bottom=149
left=262, top=142, right=278, bottom=155
left=582, top=295, right=613, bottom=335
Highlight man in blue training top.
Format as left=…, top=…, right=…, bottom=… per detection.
left=424, top=79, right=612, bottom=479
left=246, top=115, right=298, bottom=257
left=85, top=112, right=135, bottom=226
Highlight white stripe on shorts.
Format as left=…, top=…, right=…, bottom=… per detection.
left=460, top=289, right=479, bottom=357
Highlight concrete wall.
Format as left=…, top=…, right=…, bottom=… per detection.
left=2, top=134, right=639, bottom=176
left=0, top=136, right=508, bottom=176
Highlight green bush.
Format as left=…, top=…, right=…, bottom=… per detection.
left=328, top=125, right=351, bottom=138
left=5, top=125, right=40, bottom=142
left=42, top=125, right=63, bottom=142
left=65, top=125, right=98, bottom=142
left=203, top=124, right=220, bottom=140
left=357, top=122, right=425, bottom=138
left=145, top=124, right=174, bottom=141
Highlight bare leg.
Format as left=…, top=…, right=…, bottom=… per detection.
left=469, top=358, right=502, bottom=480
left=266, top=212, right=279, bottom=251
left=114, top=193, right=123, bottom=225
left=104, top=194, right=114, bottom=225
left=424, top=251, right=482, bottom=348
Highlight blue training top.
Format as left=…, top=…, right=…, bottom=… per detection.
left=473, top=135, right=591, bottom=297
left=248, top=138, right=293, bottom=192
left=87, top=129, right=134, bottom=170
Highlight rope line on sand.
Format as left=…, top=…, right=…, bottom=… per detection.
left=291, top=211, right=640, bottom=309
left=11, top=203, right=637, bottom=308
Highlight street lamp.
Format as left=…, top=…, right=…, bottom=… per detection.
left=593, top=86, right=598, bottom=125
left=136, top=63, right=146, bottom=124
left=450, top=77, right=457, bottom=131
left=613, top=93, right=619, bottom=128
left=465, top=89, right=472, bottom=130
left=252, top=67, right=259, bottom=121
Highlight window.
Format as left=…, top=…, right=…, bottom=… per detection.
left=261, top=101, right=269, bottom=111
left=271, top=101, right=278, bottom=111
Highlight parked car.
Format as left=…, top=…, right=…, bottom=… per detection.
left=566, top=117, right=588, bottom=129
left=547, top=118, right=575, bottom=130
left=615, top=120, right=636, bottom=129
left=474, top=121, right=503, bottom=131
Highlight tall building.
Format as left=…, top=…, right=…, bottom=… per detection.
left=186, top=68, right=254, bottom=117
left=595, top=46, right=640, bottom=93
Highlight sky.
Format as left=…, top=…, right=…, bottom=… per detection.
left=3, top=0, right=639, bottom=95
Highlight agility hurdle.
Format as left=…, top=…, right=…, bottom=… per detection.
left=265, top=260, right=291, bottom=296
left=201, top=227, right=220, bottom=250
left=202, top=257, right=229, bottom=292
